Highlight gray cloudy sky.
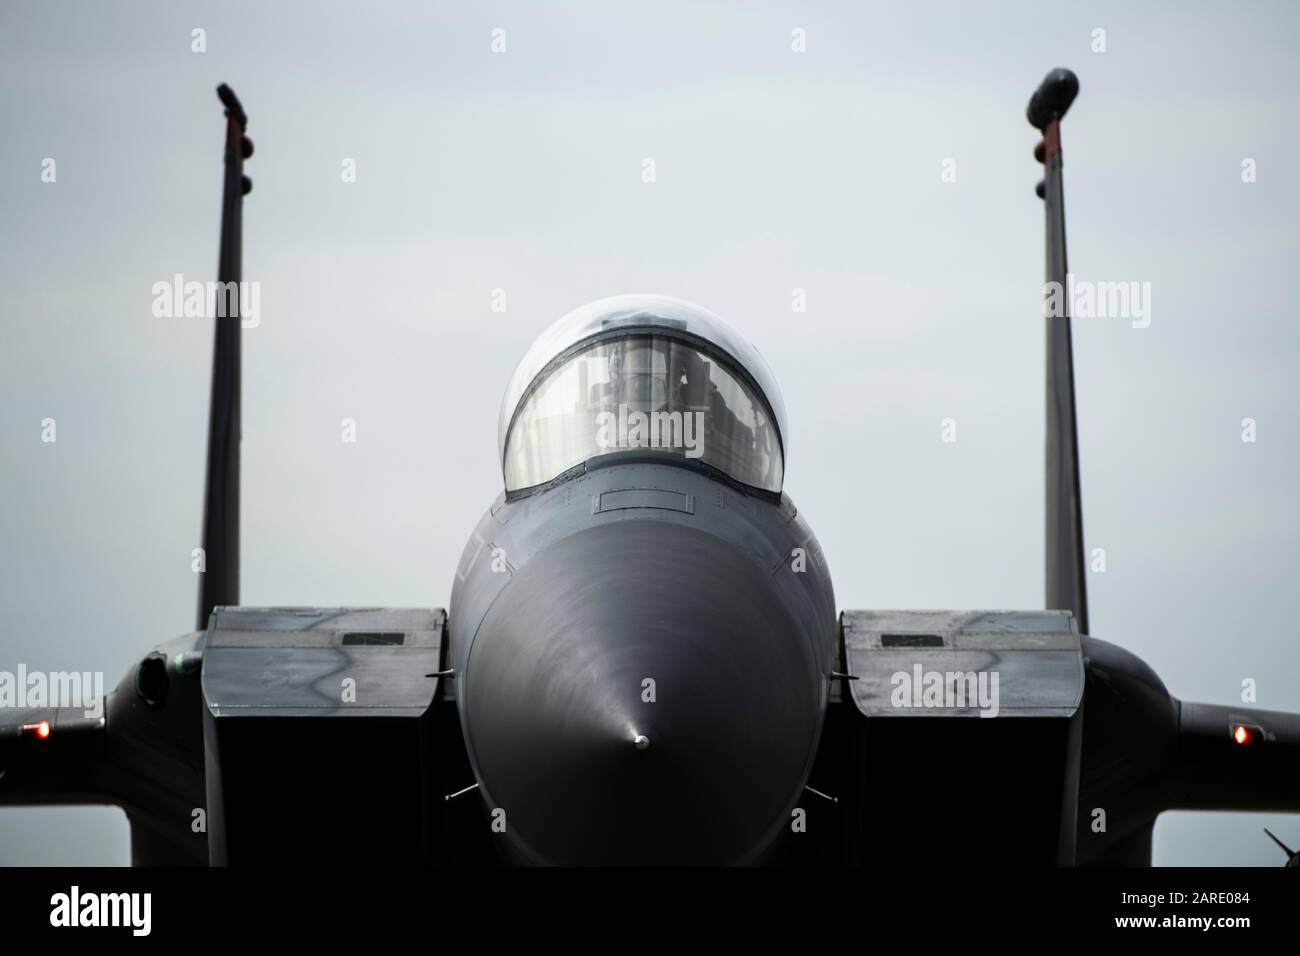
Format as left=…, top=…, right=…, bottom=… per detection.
left=1, top=1, right=1297, bottom=865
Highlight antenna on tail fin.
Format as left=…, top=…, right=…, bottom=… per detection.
left=1028, top=68, right=1088, bottom=636
left=197, top=84, right=253, bottom=631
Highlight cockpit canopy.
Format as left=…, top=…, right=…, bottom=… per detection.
left=499, top=295, right=787, bottom=494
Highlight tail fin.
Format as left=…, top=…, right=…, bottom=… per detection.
left=1029, top=68, right=1088, bottom=636
left=198, top=84, right=253, bottom=631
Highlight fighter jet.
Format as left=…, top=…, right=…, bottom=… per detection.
left=2, top=71, right=1297, bottom=866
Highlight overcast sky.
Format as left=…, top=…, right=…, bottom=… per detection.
left=1, top=1, right=1297, bottom=865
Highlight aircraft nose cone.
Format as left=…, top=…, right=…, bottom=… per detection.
left=462, top=521, right=823, bottom=865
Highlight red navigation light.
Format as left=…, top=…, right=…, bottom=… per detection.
left=1233, top=724, right=1250, bottom=745
left=21, top=721, right=51, bottom=740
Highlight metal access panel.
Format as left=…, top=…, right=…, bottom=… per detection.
left=839, top=611, right=1085, bottom=865
left=200, top=607, right=456, bottom=865
left=202, top=607, right=443, bottom=717
left=843, top=610, right=1084, bottom=718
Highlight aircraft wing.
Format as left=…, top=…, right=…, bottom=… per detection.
left=0, top=701, right=110, bottom=806
left=0, top=609, right=469, bottom=865
left=818, top=609, right=1300, bottom=865
left=0, top=629, right=210, bottom=863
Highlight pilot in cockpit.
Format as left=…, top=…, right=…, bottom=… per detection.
left=584, top=337, right=760, bottom=477
left=499, top=296, right=784, bottom=495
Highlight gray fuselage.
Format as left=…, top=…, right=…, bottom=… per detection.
left=448, top=455, right=836, bottom=864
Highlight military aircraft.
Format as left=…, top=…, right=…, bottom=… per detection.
left=2, top=70, right=1297, bottom=866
